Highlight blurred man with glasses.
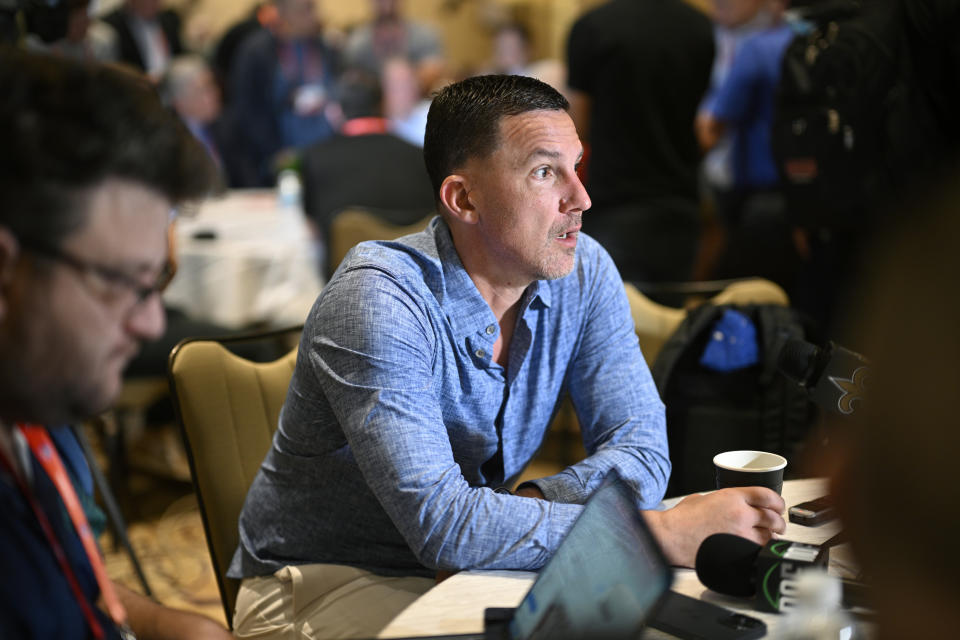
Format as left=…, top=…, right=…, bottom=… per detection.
left=0, top=49, right=229, bottom=639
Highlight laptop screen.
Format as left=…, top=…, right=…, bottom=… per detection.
left=508, top=476, right=672, bottom=640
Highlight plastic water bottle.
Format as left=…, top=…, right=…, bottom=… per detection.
left=276, top=166, right=325, bottom=278
left=277, top=168, right=302, bottom=212
left=775, top=570, right=859, bottom=640
left=276, top=168, right=304, bottom=235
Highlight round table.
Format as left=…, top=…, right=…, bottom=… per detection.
left=164, top=190, right=324, bottom=329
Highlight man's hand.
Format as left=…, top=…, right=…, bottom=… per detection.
left=695, top=111, right=725, bottom=153
left=644, top=487, right=786, bottom=568
left=113, top=582, right=232, bottom=640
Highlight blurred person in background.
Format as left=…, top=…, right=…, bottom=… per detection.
left=566, top=0, right=714, bottom=288
left=487, top=21, right=530, bottom=76
left=163, top=55, right=222, bottom=170
left=695, top=0, right=802, bottom=290
left=300, top=67, right=434, bottom=272
left=830, top=174, right=960, bottom=639
left=346, top=0, right=446, bottom=96
left=381, top=55, right=431, bottom=146
left=698, top=0, right=779, bottom=197
left=480, top=21, right=566, bottom=97
left=163, top=54, right=246, bottom=189
left=211, top=1, right=276, bottom=103
left=229, top=0, right=341, bottom=187
left=23, top=0, right=117, bottom=62
left=104, top=0, right=185, bottom=80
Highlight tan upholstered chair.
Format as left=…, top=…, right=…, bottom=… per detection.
left=167, top=329, right=300, bottom=627
left=708, top=277, right=789, bottom=308
left=624, top=278, right=789, bottom=366
left=328, top=207, right=432, bottom=274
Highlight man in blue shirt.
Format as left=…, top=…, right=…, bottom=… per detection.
left=696, top=3, right=805, bottom=287
left=705, top=26, right=795, bottom=191
left=230, top=74, right=786, bottom=638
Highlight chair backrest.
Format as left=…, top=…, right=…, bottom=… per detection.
left=709, top=278, right=789, bottom=308
left=328, top=207, right=432, bottom=274
left=624, top=278, right=789, bottom=365
left=167, top=334, right=299, bottom=627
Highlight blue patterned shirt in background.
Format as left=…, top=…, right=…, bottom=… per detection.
left=229, top=217, right=670, bottom=579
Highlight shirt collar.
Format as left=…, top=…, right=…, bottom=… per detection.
left=431, top=218, right=552, bottom=341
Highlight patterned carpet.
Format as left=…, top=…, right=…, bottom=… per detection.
left=101, top=492, right=228, bottom=625
left=93, top=420, right=229, bottom=627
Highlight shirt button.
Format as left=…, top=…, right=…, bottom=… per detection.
left=475, top=348, right=486, bottom=359
left=485, top=324, right=496, bottom=335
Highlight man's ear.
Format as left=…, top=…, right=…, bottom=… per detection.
left=438, top=174, right=478, bottom=225
left=0, top=227, right=20, bottom=319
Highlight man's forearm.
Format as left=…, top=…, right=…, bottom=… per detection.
left=113, top=582, right=231, bottom=640
left=523, top=434, right=670, bottom=508
left=558, top=250, right=672, bottom=507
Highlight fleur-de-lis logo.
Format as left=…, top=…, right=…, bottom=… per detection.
left=829, top=366, right=868, bottom=415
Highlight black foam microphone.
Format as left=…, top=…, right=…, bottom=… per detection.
left=696, top=534, right=874, bottom=612
left=695, top=534, right=828, bottom=612
left=777, top=339, right=869, bottom=416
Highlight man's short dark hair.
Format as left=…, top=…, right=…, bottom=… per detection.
left=0, top=48, right=217, bottom=246
left=423, top=74, right=569, bottom=197
left=336, top=68, right=383, bottom=121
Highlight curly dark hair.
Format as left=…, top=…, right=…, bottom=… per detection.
left=0, top=47, right=218, bottom=245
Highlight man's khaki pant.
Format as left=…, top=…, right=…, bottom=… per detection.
left=233, top=563, right=434, bottom=639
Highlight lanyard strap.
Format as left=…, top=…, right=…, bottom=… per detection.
left=18, top=424, right=134, bottom=636
left=0, top=429, right=105, bottom=639
left=341, top=117, right=391, bottom=137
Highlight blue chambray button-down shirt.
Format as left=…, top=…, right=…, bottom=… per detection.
left=229, top=217, right=669, bottom=579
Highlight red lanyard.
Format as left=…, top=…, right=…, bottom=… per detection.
left=0, top=424, right=132, bottom=638
left=341, top=117, right=391, bottom=137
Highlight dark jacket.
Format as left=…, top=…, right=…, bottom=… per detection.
left=103, top=8, right=184, bottom=73
left=301, top=128, right=435, bottom=238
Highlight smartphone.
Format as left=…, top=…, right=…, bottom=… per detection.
left=788, top=494, right=836, bottom=526
left=647, top=591, right=767, bottom=640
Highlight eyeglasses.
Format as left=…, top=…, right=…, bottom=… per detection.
left=19, top=239, right=176, bottom=309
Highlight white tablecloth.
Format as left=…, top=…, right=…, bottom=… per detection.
left=164, top=190, right=325, bottom=329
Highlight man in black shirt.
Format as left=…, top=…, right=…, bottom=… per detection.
left=567, top=0, right=714, bottom=284
left=300, top=69, right=435, bottom=273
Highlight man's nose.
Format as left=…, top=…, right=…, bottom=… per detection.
left=125, top=292, right=166, bottom=342
left=564, top=173, right=592, bottom=214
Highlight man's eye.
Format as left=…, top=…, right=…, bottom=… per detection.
left=534, top=167, right=551, bottom=179
left=94, top=267, right=141, bottom=294
left=101, top=270, right=133, bottom=287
